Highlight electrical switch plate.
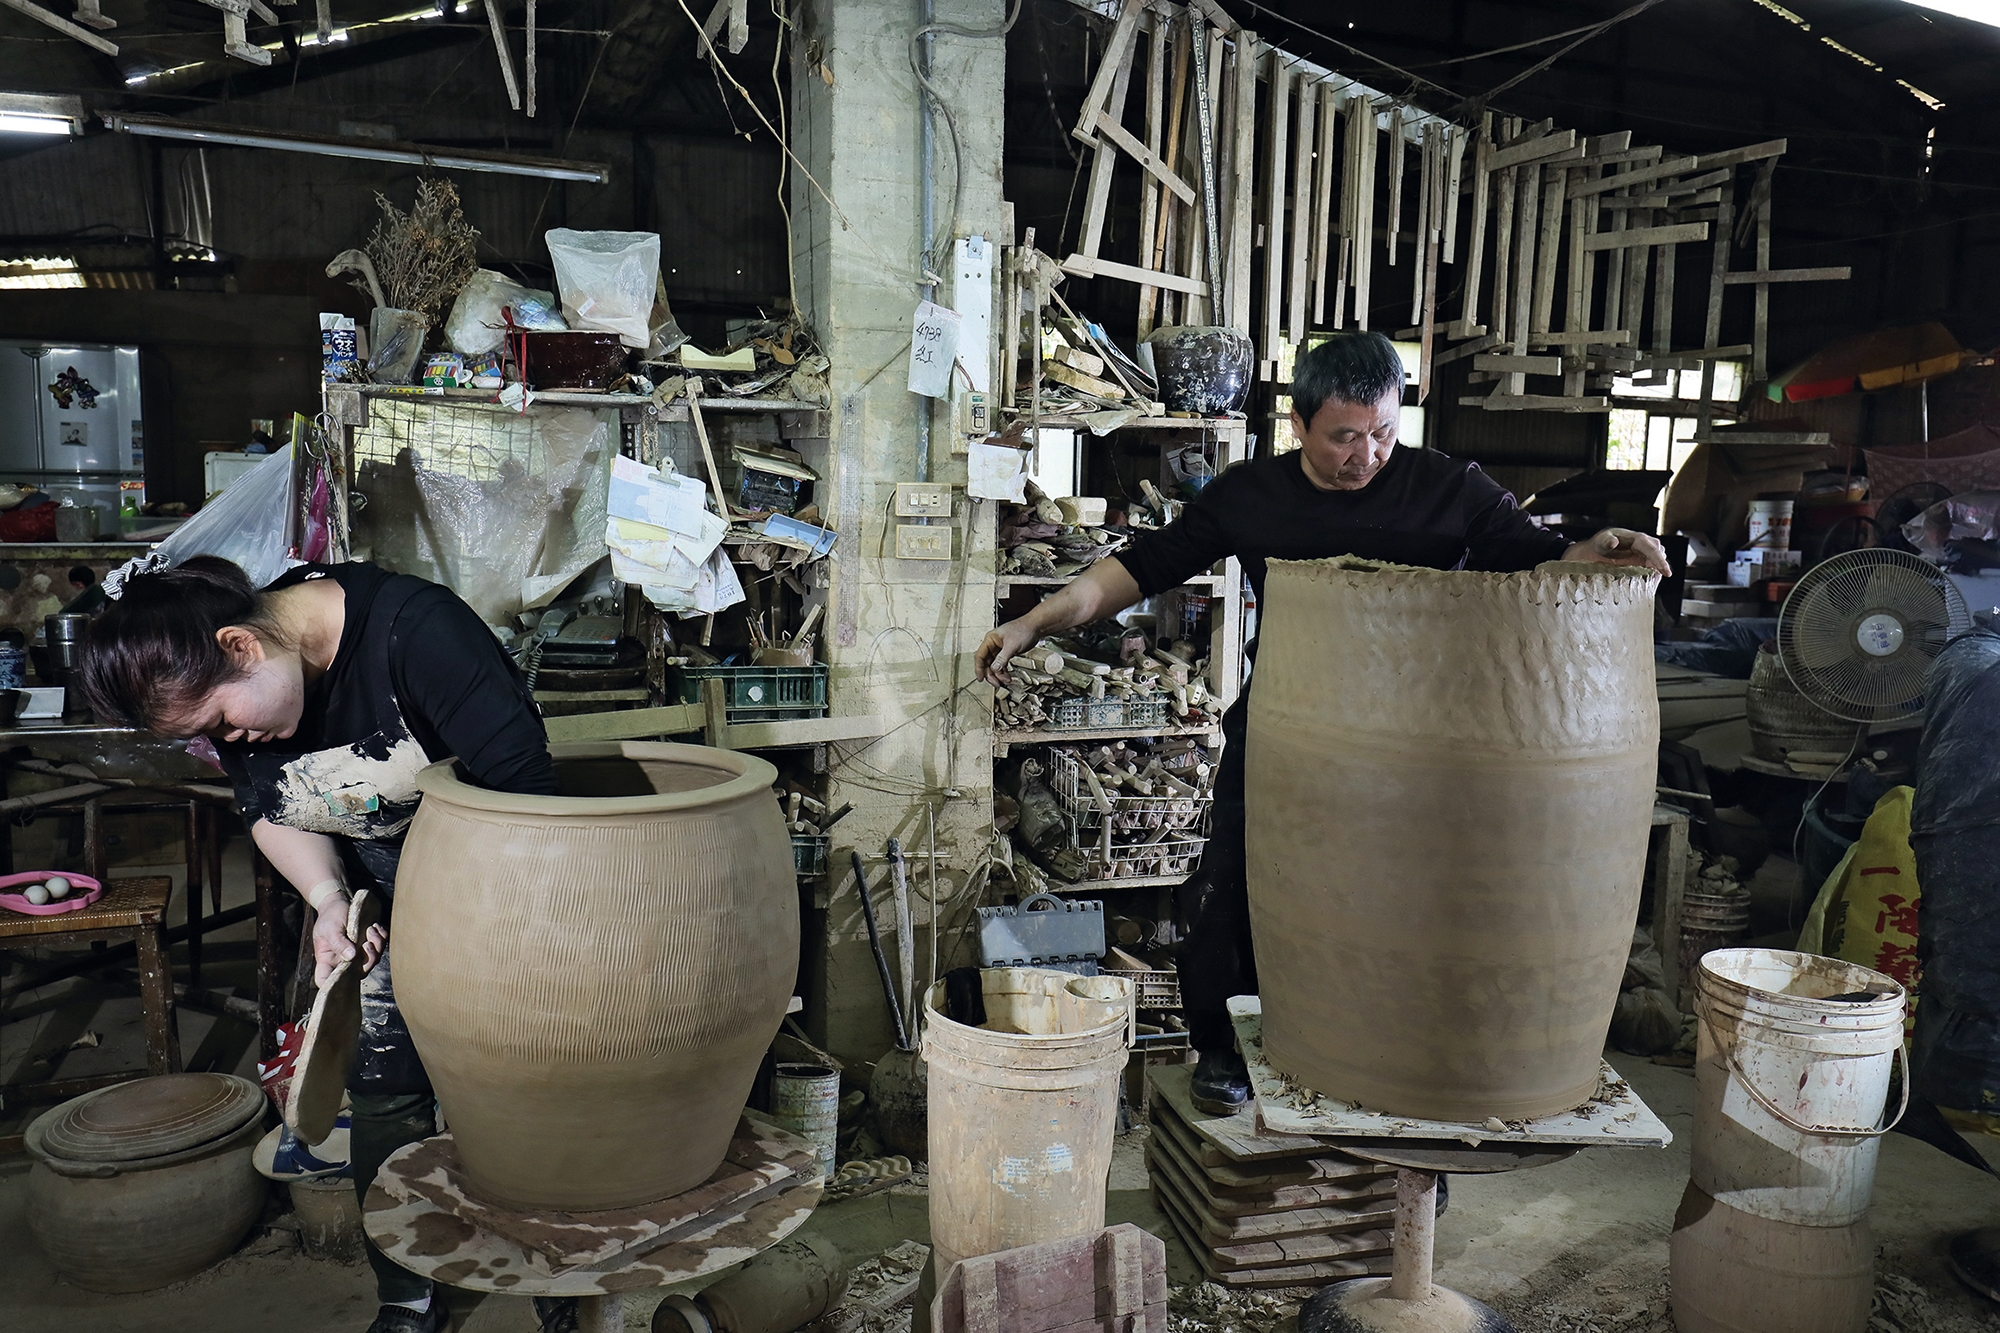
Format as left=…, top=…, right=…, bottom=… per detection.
left=895, top=482, right=952, bottom=517
left=896, top=524, right=953, bottom=560
left=953, top=389, right=989, bottom=442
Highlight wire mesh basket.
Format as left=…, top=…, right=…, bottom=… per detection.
left=1048, top=747, right=1212, bottom=837
left=1047, top=694, right=1170, bottom=730
left=1077, top=833, right=1208, bottom=883
left=1105, top=967, right=1182, bottom=1011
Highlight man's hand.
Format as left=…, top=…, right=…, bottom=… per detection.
left=311, top=896, right=385, bottom=987
left=975, top=617, right=1042, bottom=687
left=1565, top=527, right=1672, bottom=578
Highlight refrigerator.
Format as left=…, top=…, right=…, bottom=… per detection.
left=0, top=340, right=145, bottom=531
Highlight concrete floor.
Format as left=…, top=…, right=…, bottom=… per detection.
left=4, top=822, right=2000, bottom=1330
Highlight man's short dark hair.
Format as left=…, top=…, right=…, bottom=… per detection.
left=1291, top=332, right=1406, bottom=427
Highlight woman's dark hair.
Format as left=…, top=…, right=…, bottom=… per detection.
left=81, top=557, right=286, bottom=731
left=1291, top=332, right=1407, bottom=428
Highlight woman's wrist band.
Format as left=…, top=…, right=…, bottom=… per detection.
left=303, top=879, right=349, bottom=912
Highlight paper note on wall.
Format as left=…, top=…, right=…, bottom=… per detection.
left=908, top=301, right=962, bottom=399
left=609, top=455, right=710, bottom=536
left=968, top=441, right=1027, bottom=502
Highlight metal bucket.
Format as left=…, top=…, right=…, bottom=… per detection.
left=769, top=1064, right=840, bottom=1180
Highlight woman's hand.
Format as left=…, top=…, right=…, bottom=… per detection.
left=311, top=896, right=385, bottom=987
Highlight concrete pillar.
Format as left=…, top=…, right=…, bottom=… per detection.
left=790, top=0, right=1006, bottom=1065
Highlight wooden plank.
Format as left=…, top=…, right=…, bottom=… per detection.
left=1453, top=115, right=1492, bottom=337
left=1529, top=165, right=1566, bottom=338
left=1135, top=12, right=1169, bottom=338
left=1198, top=19, right=1226, bottom=322
left=1262, top=53, right=1291, bottom=357
left=1721, top=266, right=1852, bottom=286
left=1077, top=47, right=1138, bottom=260
left=0, top=0, right=118, bottom=54
left=1441, top=124, right=1466, bottom=264
left=1570, top=145, right=1665, bottom=169
left=1072, top=0, right=1144, bottom=144
left=1433, top=332, right=1499, bottom=366
left=1486, top=127, right=1576, bottom=172
left=1146, top=19, right=1190, bottom=302
left=481, top=0, right=522, bottom=110
left=1691, top=138, right=1786, bottom=172
left=1568, top=155, right=1699, bottom=198
left=1185, top=0, right=1236, bottom=32
left=1653, top=237, right=1677, bottom=353
left=1620, top=206, right=1652, bottom=340
left=545, top=705, right=704, bottom=743
left=1331, top=91, right=1358, bottom=328
left=1489, top=157, right=1517, bottom=344
left=1694, top=186, right=1736, bottom=440
left=1062, top=253, right=1209, bottom=296
left=1530, top=329, right=1632, bottom=346
left=1286, top=75, right=1316, bottom=344
left=1602, top=187, right=1722, bottom=210
left=1464, top=393, right=1612, bottom=412
left=1308, top=81, right=1338, bottom=324
left=1474, top=354, right=1562, bottom=374
left=1226, top=32, right=1259, bottom=333
left=1353, top=97, right=1377, bottom=330
left=1750, top=157, right=1775, bottom=380
left=1384, top=106, right=1405, bottom=267
left=1096, top=110, right=1197, bottom=205
left=1583, top=222, right=1708, bottom=251
left=723, top=714, right=887, bottom=749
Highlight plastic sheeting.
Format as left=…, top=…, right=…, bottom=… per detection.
left=1909, top=628, right=2000, bottom=1112
left=348, top=399, right=612, bottom=626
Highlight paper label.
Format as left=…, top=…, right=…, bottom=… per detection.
left=908, top=300, right=961, bottom=399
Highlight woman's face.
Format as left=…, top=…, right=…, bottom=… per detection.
left=160, top=630, right=306, bottom=742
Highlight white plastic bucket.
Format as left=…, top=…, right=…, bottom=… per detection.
left=1691, top=949, right=1907, bottom=1226
left=1747, top=500, right=1795, bottom=549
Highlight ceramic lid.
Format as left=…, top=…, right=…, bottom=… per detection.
left=38, top=1073, right=264, bottom=1163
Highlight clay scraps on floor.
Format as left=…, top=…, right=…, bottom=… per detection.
left=1504, top=1273, right=2000, bottom=1333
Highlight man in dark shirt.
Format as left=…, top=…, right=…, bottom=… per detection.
left=975, top=332, right=1669, bottom=1113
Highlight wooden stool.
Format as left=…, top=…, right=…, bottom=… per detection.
left=0, top=876, right=182, bottom=1104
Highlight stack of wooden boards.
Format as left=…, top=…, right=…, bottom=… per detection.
left=1145, top=1065, right=1396, bottom=1289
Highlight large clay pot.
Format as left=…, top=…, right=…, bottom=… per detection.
left=392, top=741, right=798, bottom=1211
left=1145, top=325, right=1253, bottom=415
left=1246, top=559, right=1660, bottom=1122
left=26, top=1074, right=266, bottom=1292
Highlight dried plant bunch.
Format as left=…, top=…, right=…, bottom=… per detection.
left=355, top=178, right=480, bottom=326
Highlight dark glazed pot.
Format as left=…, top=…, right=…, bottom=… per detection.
left=1144, top=325, right=1253, bottom=415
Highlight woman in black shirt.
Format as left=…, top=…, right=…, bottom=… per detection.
left=82, top=557, right=566, bottom=1333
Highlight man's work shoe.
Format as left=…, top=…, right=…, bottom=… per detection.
left=365, top=1303, right=447, bottom=1333
left=1190, top=1049, right=1251, bottom=1116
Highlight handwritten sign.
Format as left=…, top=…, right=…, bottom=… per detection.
left=908, top=300, right=962, bottom=399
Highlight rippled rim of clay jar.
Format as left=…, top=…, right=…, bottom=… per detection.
left=1266, top=554, right=1661, bottom=600
left=413, top=740, right=778, bottom=816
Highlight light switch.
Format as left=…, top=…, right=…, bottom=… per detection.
left=896, top=524, right=952, bottom=559
left=895, top=482, right=952, bottom=517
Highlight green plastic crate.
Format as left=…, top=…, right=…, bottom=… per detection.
left=792, top=834, right=830, bottom=877
left=675, top=664, right=830, bottom=722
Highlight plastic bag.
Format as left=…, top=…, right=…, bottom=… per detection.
left=444, top=270, right=562, bottom=355
left=104, top=445, right=297, bottom=599
left=546, top=229, right=660, bottom=349
left=1903, top=491, right=2000, bottom=561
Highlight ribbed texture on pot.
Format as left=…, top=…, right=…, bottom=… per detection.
left=40, top=1073, right=262, bottom=1164
left=391, top=743, right=798, bottom=1212
left=1246, top=559, right=1660, bottom=1122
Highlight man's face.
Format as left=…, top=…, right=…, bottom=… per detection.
left=1291, top=388, right=1402, bottom=492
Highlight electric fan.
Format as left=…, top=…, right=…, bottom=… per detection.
left=1777, top=547, right=1973, bottom=723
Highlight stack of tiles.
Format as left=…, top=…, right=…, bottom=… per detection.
left=1145, top=1066, right=1398, bottom=1289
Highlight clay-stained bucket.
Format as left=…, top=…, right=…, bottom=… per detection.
left=289, top=1176, right=366, bottom=1263
left=1691, top=948, right=1907, bottom=1226
left=770, top=1064, right=841, bottom=1181
left=923, top=968, right=1133, bottom=1277
left=1246, top=559, right=1660, bottom=1122
left=1670, top=1182, right=1873, bottom=1333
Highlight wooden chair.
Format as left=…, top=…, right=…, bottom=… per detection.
left=0, top=876, right=182, bottom=1105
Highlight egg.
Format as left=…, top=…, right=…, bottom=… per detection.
left=44, top=876, right=70, bottom=900
left=24, top=883, right=49, bottom=905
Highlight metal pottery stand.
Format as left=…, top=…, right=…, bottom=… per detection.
left=363, top=1127, right=822, bottom=1333
left=1227, top=998, right=1672, bottom=1333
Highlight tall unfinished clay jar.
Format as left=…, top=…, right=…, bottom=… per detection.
left=392, top=741, right=797, bottom=1211
left=1246, top=559, right=1660, bottom=1122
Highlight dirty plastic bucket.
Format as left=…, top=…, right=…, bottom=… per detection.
left=923, top=968, right=1133, bottom=1278
left=1691, top=949, right=1907, bottom=1227
left=1747, top=499, right=1794, bottom=549
left=769, top=1064, right=840, bottom=1180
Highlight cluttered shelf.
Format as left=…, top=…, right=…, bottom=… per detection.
left=348, top=385, right=824, bottom=413
left=1034, top=415, right=1248, bottom=433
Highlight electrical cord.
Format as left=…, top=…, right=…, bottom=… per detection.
left=908, top=0, right=1025, bottom=283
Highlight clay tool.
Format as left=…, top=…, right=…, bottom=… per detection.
left=849, top=851, right=908, bottom=1051
left=285, top=888, right=381, bottom=1145
left=887, top=839, right=916, bottom=1031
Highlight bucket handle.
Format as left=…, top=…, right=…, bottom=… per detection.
left=1701, top=1007, right=1910, bottom=1139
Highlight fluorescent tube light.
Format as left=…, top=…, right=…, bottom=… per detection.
left=100, top=112, right=609, bottom=184
left=0, top=92, right=83, bottom=134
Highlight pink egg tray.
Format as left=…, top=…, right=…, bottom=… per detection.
left=0, top=871, right=105, bottom=916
